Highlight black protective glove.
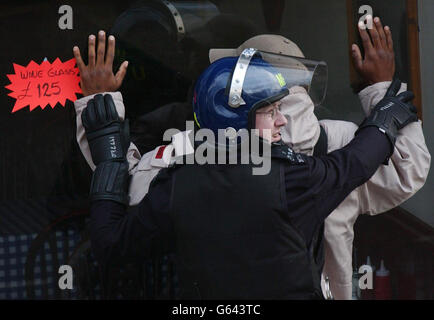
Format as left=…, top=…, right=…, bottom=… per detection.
left=356, top=79, right=418, bottom=160
left=82, top=94, right=130, bottom=205
left=82, top=94, right=130, bottom=166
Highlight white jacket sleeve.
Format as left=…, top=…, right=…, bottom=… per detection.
left=74, top=91, right=141, bottom=172
left=128, top=131, right=194, bottom=206
left=357, top=81, right=431, bottom=215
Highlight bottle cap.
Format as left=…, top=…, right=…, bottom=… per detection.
left=365, top=256, right=376, bottom=272
left=376, top=259, right=390, bottom=277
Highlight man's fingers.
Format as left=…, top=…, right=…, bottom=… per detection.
left=397, top=90, right=415, bottom=103
left=351, top=44, right=363, bottom=71
left=374, top=17, right=387, bottom=48
left=73, top=46, right=86, bottom=71
left=96, top=30, right=106, bottom=67
left=384, top=26, right=394, bottom=51
left=115, top=61, right=129, bottom=88
left=81, top=102, right=90, bottom=128
left=88, top=35, right=96, bottom=68
left=367, top=16, right=382, bottom=48
left=358, top=20, right=374, bottom=55
left=104, top=94, right=119, bottom=121
left=408, top=103, right=418, bottom=115
left=84, top=99, right=97, bottom=125
left=94, top=93, right=107, bottom=122
left=385, top=78, right=401, bottom=97
left=106, top=35, right=115, bottom=67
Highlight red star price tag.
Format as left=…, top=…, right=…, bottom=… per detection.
left=5, top=58, right=82, bottom=113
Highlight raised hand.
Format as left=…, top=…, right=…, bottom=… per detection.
left=351, top=16, right=395, bottom=85
left=73, top=30, right=128, bottom=96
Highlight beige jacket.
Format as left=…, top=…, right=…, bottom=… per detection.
left=74, top=82, right=431, bottom=300
left=318, top=82, right=430, bottom=299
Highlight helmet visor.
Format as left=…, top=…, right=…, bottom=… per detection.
left=228, top=49, right=328, bottom=107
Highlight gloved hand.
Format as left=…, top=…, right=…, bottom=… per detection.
left=357, top=78, right=418, bottom=151
left=82, top=94, right=130, bottom=205
left=82, top=94, right=130, bottom=166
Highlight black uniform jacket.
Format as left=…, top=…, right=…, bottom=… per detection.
left=90, top=127, right=392, bottom=299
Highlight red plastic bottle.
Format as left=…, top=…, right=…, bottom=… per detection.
left=374, top=260, right=392, bottom=300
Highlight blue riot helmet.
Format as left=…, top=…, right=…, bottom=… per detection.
left=193, top=49, right=289, bottom=135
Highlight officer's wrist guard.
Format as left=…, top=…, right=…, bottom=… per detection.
left=90, top=160, right=130, bottom=206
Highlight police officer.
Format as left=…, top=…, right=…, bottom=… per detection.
left=82, top=52, right=417, bottom=299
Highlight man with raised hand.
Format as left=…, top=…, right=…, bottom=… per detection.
left=79, top=49, right=418, bottom=299
left=207, top=16, right=430, bottom=299
left=72, top=16, right=430, bottom=299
